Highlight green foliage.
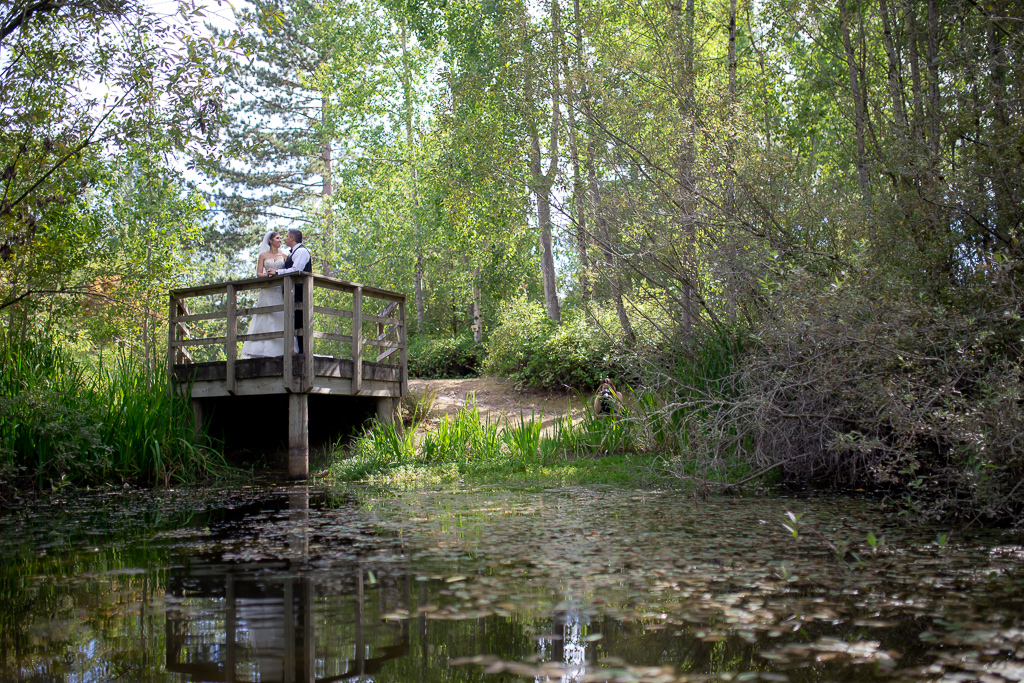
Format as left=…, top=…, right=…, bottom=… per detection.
left=0, top=340, right=225, bottom=493
left=484, top=299, right=612, bottom=391
left=328, top=394, right=666, bottom=486
left=408, top=335, right=485, bottom=378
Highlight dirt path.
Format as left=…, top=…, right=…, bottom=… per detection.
left=407, top=377, right=586, bottom=431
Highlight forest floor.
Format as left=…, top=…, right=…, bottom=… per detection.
left=407, top=377, right=587, bottom=433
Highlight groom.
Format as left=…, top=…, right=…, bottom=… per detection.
left=267, top=228, right=313, bottom=354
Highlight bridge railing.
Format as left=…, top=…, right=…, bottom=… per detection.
left=167, top=273, right=407, bottom=395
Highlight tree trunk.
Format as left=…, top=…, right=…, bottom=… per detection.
left=669, top=0, right=697, bottom=332
left=564, top=0, right=589, bottom=301
left=925, top=0, right=941, bottom=155
left=838, top=0, right=871, bottom=204
left=401, top=22, right=426, bottom=331
left=877, top=0, right=908, bottom=132
left=586, top=135, right=635, bottom=346
left=525, top=0, right=562, bottom=324
left=725, top=0, right=737, bottom=324
left=472, top=268, right=483, bottom=343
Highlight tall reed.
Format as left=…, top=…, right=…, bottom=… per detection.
left=0, top=340, right=224, bottom=490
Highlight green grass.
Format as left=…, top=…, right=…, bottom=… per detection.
left=0, top=340, right=227, bottom=491
left=324, top=398, right=674, bottom=488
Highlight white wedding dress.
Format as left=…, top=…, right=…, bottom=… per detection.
left=240, top=257, right=298, bottom=358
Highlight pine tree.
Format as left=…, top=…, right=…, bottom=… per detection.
left=200, top=0, right=386, bottom=272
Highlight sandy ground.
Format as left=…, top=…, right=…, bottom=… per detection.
left=407, top=377, right=586, bottom=431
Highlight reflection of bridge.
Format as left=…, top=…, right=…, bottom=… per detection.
left=164, top=492, right=411, bottom=683
left=167, top=274, right=408, bottom=479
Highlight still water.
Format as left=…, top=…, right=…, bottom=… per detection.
left=1, top=485, right=1022, bottom=682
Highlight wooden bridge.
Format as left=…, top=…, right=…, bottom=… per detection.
left=168, top=273, right=407, bottom=479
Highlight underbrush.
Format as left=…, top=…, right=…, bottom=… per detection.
left=0, top=340, right=226, bottom=495
left=664, top=271, right=1024, bottom=523
left=408, top=335, right=485, bottom=378
left=485, top=298, right=618, bottom=391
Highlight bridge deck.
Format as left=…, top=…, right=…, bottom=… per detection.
left=168, top=273, right=407, bottom=479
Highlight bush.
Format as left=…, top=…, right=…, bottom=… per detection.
left=485, top=298, right=613, bottom=391
left=668, top=269, right=1024, bottom=522
left=407, top=335, right=485, bottom=378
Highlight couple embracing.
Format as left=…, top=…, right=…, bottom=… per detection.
left=240, top=229, right=313, bottom=359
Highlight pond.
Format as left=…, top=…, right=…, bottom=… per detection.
left=1, top=485, right=1022, bottom=682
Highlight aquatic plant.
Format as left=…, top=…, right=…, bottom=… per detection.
left=0, top=340, right=225, bottom=492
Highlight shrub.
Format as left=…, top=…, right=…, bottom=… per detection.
left=667, top=269, right=1024, bottom=521
left=407, top=335, right=485, bottom=378
left=485, top=298, right=613, bottom=391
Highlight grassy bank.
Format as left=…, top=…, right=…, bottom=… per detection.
left=323, top=396, right=759, bottom=489
left=0, top=341, right=226, bottom=495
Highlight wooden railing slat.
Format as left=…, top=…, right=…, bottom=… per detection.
left=173, top=311, right=226, bottom=323
left=236, top=304, right=284, bottom=317
left=312, top=331, right=353, bottom=343
left=237, top=331, right=285, bottom=343
left=312, top=305, right=353, bottom=318
left=376, top=347, right=399, bottom=362
left=172, top=337, right=228, bottom=347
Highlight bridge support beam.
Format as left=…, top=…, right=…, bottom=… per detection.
left=376, top=397, right=395, bottom=426
left=288, top=393, right=309, bottom=480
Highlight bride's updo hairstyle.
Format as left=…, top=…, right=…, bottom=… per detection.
left=267, top=231, right=279, bottom=245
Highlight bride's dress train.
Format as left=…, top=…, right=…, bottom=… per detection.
left=240, top=257, right=298, bottom=358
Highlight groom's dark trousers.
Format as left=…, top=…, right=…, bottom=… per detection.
left=283, top=245, right=313, bottom=354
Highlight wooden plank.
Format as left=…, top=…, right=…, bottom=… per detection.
left=225, top=284, right=237, bottom=394
left=309, top=376, right=400, bottom=396
left=236, top=304, right=284, bottom=317
left=312, top=305, right=353, bottom=319
left=185, top=374, right=401, bottom=398
left=363, top=338, right=405, bottom=350
left=170, top=282, right=230, bottom=298
left=311, top=277, right=358, bottom=294
left=283, top=275, right=294, bottom=390
left=311, top=331, right=352, bottom=343
left=352, top=285, right=363, bottom=394
left=377, top=346, right=399, bottom=362
left=362, top=314, right=399, bottom=325
left=174, top=311, right=226, bottom=323
left=373, top=325, right=397, bottom=341
left=171, top=337, right=227, bottom=347
left=236, top=331, right=284, bottom=343
left=302, top=275, right=314, bottom=389
left=399, top=300, right=408, bottom=397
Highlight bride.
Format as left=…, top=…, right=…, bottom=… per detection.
left=240, top=231, right=297, bottom=358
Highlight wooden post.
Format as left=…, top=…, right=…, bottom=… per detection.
left=284, top=275, right=295, bottom=392
left=283, top=578, right=295, bottom=677
left=377, top=397, right=395, bottom=425
left=352, top=285, right=363, bottom=394
left=166, top=295, right=177, bottom=396
left=225, top=574, right=236, bottom=683
left=288, top=392, right=308, bottom=479
left=191, top=399, right=203, bottom=441
left=399, top=299, right=408, bottom=397
left=225, top=284, right=237, bottom=395
left=302, top=274, right=314, bottom=391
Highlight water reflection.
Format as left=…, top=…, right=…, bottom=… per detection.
left=2, top=486, right=1024, bottom=682
left=164, top=490, right=411, bottom=682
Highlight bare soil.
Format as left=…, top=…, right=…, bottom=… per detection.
left=407, top=377, right=586, bottom=432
